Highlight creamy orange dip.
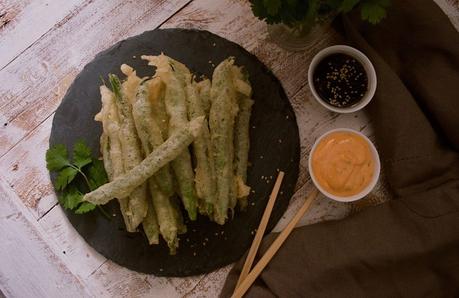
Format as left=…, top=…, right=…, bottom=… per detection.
left=312, top=131, right=374, bottom=197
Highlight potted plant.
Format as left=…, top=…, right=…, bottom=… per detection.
left=250, top=0, right=391, bottom=51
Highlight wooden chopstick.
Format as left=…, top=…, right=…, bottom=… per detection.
left=232, top=188, right=319, bottom=298
left=235, top=171, right=285, bottom=289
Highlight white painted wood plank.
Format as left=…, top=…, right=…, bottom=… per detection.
left=0, top=0, right=87, bottom=70
left=85, top=261, right=178, bottom=298
left=161, top=0, right=341, bottom=100
left=0, top=178, right=91, bottom=298
left=183, top=265, right=232, bottom=298
left=0, top=0, right=191, bottom=157
left=0, top=116, right=56, bottom=219
left=167, top=275, right=205, bottom=297
left=3, top=1, right=457, bottom=297
left=38, top=204, right=107, bottom=280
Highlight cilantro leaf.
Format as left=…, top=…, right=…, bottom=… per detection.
left=360, top=4, right=386, bottom=24
left=360, top=0, right=390, bottom=24
left=48, top=140, right=109, bottom=217
left=73, top=140, right=92, bottom=169
left=75, top=202, right=96, bottom=214
left=250, top=0, right=390, bottom=26
left=59, top=187, right=83, bottom=210
left=341, top=0, right=360, bottom=12
left=87, top=159, right=108, bottom=191
left=55, top=166, right=78, bottom=191
left=263, top=0, right=282, bottom=16
left=46, top=144, right=70, bottom=171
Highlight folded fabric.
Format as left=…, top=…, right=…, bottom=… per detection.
left=221, top=0, right=459, bottom=297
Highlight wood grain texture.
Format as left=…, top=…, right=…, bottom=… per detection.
left=0, top=0, right=458, bottom=297
left=0, top=0, right=190, bottom=158
left=38, top=204, right=107, bottom=279
left=0, top=116, right=55, bottom=219
left=85, top=261, right=178, bottom=298
left=0, top=178, right=91, bottom=297
left=161, top=0, right=341, bottom=99
left=0, top=0, right=87, bottom=70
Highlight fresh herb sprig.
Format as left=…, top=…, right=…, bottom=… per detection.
left=250, top=0, right=391, bottom=27
left=46, top=140, right=110, bottom=218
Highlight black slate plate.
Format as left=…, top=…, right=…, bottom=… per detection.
left=49, top=29, right=299, bottom=277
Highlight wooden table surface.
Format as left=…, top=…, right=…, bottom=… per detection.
left=1, top=1, right=458, bottom=297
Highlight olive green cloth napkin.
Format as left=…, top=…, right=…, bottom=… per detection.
left=221, top=0, right=459, bottom=297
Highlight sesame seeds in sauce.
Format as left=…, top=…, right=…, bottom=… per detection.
left=313, top=53, right=368, bottom=108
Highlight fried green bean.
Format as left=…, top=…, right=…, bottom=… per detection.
left=170, top=195, right=187, bottom=235
left=133, top=82, right=175, bottom=197
left=142, top=54, right=199, bottom=220
left=196, top=79, right=211, bottom=115
left=232, top=66, right=253, bottom=210
left=148, top=77, right=169, bottom=140
left=185, top=80, right=216, bottom=214
left=82, top=116, right=205, bottom=205
left=209, top=57, right=239, bottom=224
left=109, top=74, right=148, bottom=230
left=149, top=181, right=179, bottom=254
left=143, top=199, right=160, bottom=245
left=96, top=86, right=136, bottom=232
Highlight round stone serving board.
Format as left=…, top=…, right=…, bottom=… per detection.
left=49, top=29, right=299, bottom=277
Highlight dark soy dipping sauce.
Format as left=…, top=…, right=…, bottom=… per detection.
left=313, top=53, right=368, bottom=108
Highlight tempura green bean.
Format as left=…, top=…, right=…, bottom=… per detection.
left=142, top=54, right=199, bottom=221
left=110, top=74, right=148, bottom=230
left=149, top=181, right=179, bottom=254
left=133, top=82, right=175, bottom=197
left=148, top=77, right=169, bottom=139
left=82, top=116, right=205, bottom=205
left=143, top=199, right=160, bottom=245
left=209, top=58, right=239, bottom=224
left=97, top=85, right=136, bottom=232
left=185, top=81, right=216, bottom=213
left=232, top=66, right=253, bottom=209
left=196, top=79, right=211, bottom=115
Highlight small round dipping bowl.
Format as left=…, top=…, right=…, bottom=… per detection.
left=308, top=45, right=377, bottom=113
left=308, top=128, right=380, bottom=202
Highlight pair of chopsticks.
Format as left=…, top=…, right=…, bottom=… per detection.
left=232, top=172, right=319, bottom=298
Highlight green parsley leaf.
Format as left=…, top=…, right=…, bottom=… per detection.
left=48, top=140, right=109, bottom=217
left=75, top=202, right=96, bottom=214
left=46, top=144, right=70, bottom=171
left=55, top=166, right=78, bottom=191
left=87, top=159, right=108, bottom=191
left=361, top=4, right=385, bottom=24
left=263, top=0, right=281, bottom=16
left=341, top=0, right=360, bottom=12
left=59, top=187, right=83, bottom=210
left=73, top=140, right=92, bottom=169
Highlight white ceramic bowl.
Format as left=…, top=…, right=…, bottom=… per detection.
left=308, top=45, right=377, bottom=113
left=308, top=128, right=381, bottom=202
